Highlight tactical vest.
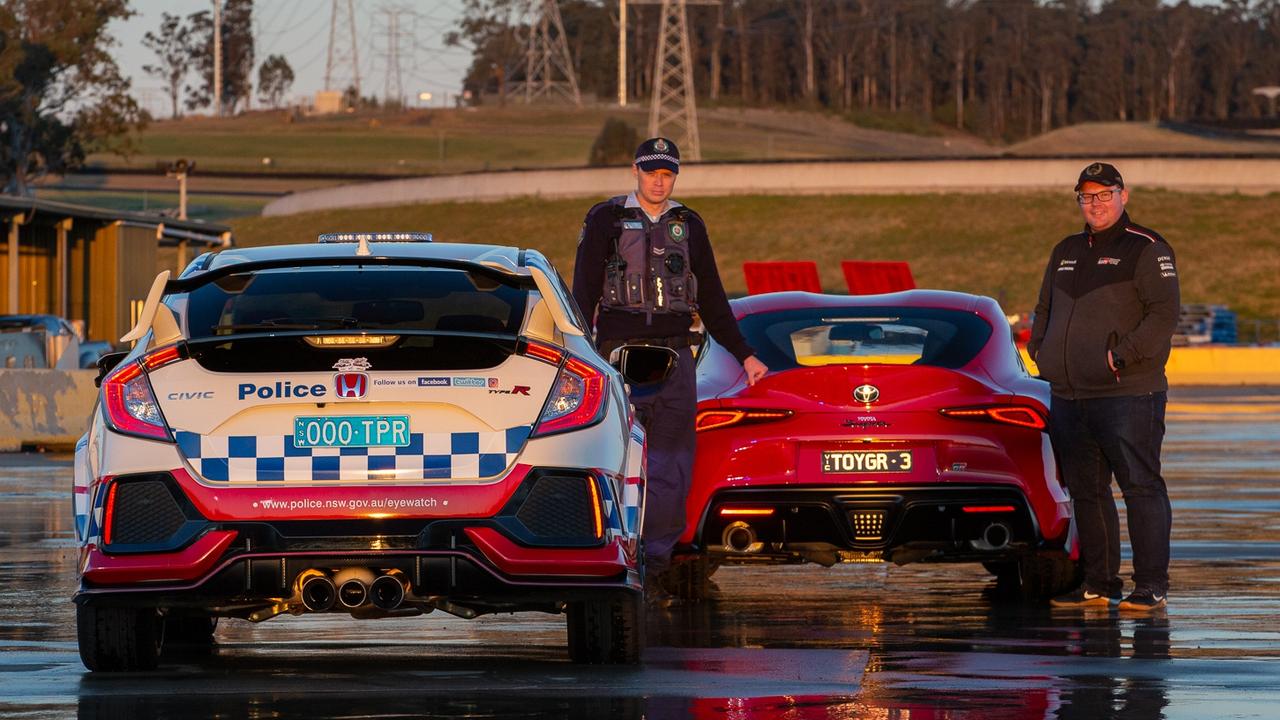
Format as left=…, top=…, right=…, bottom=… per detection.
left=601, top=195, right=698, bottom=319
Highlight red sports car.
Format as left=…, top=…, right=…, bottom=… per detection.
left=672, top=290, right=1077, bottom=599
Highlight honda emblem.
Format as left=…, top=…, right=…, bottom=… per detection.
left=334, top=372, right=368, bottom=399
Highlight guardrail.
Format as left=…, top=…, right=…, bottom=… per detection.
left=262, top=156, right=1280, bottom=216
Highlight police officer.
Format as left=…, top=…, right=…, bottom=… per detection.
left=1029, top=162, right=1180, bottom=612
left=573, top=138, right=768, bottom=604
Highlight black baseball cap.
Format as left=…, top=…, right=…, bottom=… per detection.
left=635, top=137, right=680, bottom=174
left=1075, top=162, right=1124, bottom=191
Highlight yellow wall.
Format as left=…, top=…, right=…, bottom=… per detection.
left=1019, top=347, right=1280, bottom=386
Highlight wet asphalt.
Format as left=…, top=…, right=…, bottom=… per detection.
left=0, top=386, right=1277, bottom=719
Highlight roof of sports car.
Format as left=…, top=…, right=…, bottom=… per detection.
left=192, top=241, right=524, bottom=274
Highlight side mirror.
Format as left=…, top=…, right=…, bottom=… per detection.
left=608, top=344, right=679, bottom=386
left=94, top=351, right=129, bottom=388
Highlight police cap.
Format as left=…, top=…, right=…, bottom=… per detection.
left=635, top=137, right=680, bottom=174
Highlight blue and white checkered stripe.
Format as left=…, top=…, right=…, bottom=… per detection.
left=85, top=483, right=105, bottom=546
left=174, top=426, right=532, bottom=483
left=601, top=475, right=643, bottom=541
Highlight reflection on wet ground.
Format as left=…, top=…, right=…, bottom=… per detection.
left=0, top=387, right=1277, bottom=719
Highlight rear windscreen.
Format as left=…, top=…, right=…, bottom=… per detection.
left=180, top=266, right=528, bottom=340
left=738, top=307, right=992, bottom=370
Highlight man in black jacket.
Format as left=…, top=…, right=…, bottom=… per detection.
left=1029, top=162, right=1180, bottom=612
left=573, top=138, right=767, bottom=605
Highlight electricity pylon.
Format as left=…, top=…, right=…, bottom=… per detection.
left=647, top=0, right=706, bottom=160
left=521, top=0, right=581, bottom=106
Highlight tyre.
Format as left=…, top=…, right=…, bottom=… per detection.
left=77, top=604, right=163, bottom=672
left=566, top=591, right=643, bottom=664
left=161, top=614, right=217, bottom=656
left=1016, top=551, right=1081, bottom=599
left=665, top=556, right=718, bottom=601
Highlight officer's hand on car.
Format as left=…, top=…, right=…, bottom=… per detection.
left=743, top=355, right=768, bottom=386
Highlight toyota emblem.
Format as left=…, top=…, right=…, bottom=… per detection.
left=853, top=384, right=880, bottom=404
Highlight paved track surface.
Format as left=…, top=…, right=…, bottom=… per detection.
left=0, top=387, right=1277, bottom=719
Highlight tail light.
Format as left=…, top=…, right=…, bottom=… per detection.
left=719, top=507, right=775, bottom=517
left=695, top=408, right=792, bottom=433
left=940, top=405, right=1046, bottom=430
left=521, top=339, right=608, bottom=437
left=101, top=345, right=184, bottom=441
left=101, top=480, right=119, bottom=545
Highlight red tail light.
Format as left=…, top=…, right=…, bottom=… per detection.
left=962, top=505, right=1017, bottom=513
left=102, top=346, right=184, bottom=441
left=522, top=340, right=608, bottom=437
left=940, top=405, right=1046, bottom=430
left=719, top=507, right=776, bottom=517
left=586, top=477, right=604, bottom=539
left=695, top=408, right=793, bottom=433
left=102, top=480, right=119, bottom=545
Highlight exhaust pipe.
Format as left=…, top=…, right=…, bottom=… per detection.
left=332, top=567, right=376, bottom=608
left=299, top=570, right=337, bottom=612
left=370, top=571, right=408, bottom=610
left=722, top=521, right=758, bottom=553
left=982, top=522, right=1011, bottom=550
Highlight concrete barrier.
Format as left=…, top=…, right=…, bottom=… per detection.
left=0, top=369, right=97, bottom=451
left=1019, top=346, right=1280, bottom=386
left=262, top=156, right=1280, bottom=217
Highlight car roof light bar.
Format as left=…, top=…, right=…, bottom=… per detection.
left=318, top=232, right=433, bottom=243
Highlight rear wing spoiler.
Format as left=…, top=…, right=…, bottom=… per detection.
left=123, top=255, right=584, bottom=348
left=120, top=271, right=183, bottom=348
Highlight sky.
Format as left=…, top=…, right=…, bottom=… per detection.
left=112, top=0, right=474, bottom=117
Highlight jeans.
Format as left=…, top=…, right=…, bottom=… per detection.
left=627, top=346, right=697, bottom=575
left=1050, top=392, right=1171, bottom=595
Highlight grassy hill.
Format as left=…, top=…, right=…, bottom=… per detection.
left=229, top=189, right=1280, bottom=331
left=90, top=104, right=992, bottom=177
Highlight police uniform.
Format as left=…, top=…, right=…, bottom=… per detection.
left=572, top=139, right=755, bottom=578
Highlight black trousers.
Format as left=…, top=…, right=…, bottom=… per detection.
left=627, top=346, right=697, bottom=575
left=1050, top=392, right=1171, bottom=596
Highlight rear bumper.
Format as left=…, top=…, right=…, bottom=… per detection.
left=684, top=484, right=1071, bottom=564
left=77, top=464, right=640, bottom=612
left=77, top=543, right=639, bottom=610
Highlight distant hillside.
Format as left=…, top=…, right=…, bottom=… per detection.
left=229, top=190, right=1280, bottom=334
left=1008, top=122, right=1280, bottom=157
left=88, top=105, right=993, bottom=177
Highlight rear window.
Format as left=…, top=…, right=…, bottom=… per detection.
left=738, top=307, right=992, bottom=370
left=181, top=267, right=528, bottom=340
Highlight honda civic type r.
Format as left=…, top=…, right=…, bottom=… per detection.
left=73, top=234, right=646, bottom=670
left=670, top=291, right=1078, bottom=600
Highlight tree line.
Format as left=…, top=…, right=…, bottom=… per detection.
left=0, top=0, right=296, bottom=195
left=142, top=0, right=294, bottom=118
left=454, top=0, right=1280, bottom=139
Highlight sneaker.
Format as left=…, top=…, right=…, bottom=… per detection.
left=1050, top=586, right=1120, bottom=608
left=1118, top=588, right=1167, bottom=612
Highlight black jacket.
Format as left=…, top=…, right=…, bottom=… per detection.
left=1028, top=213, right=1180, bottom=399
left=572, top=198, right=754, bottom=363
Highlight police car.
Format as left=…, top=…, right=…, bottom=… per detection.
left=73, top=233, right=646, bottom=670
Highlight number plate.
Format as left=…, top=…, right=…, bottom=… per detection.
left=822, top=450, right=913, bottom=473
left=293, top=415, right=411, bottom=448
